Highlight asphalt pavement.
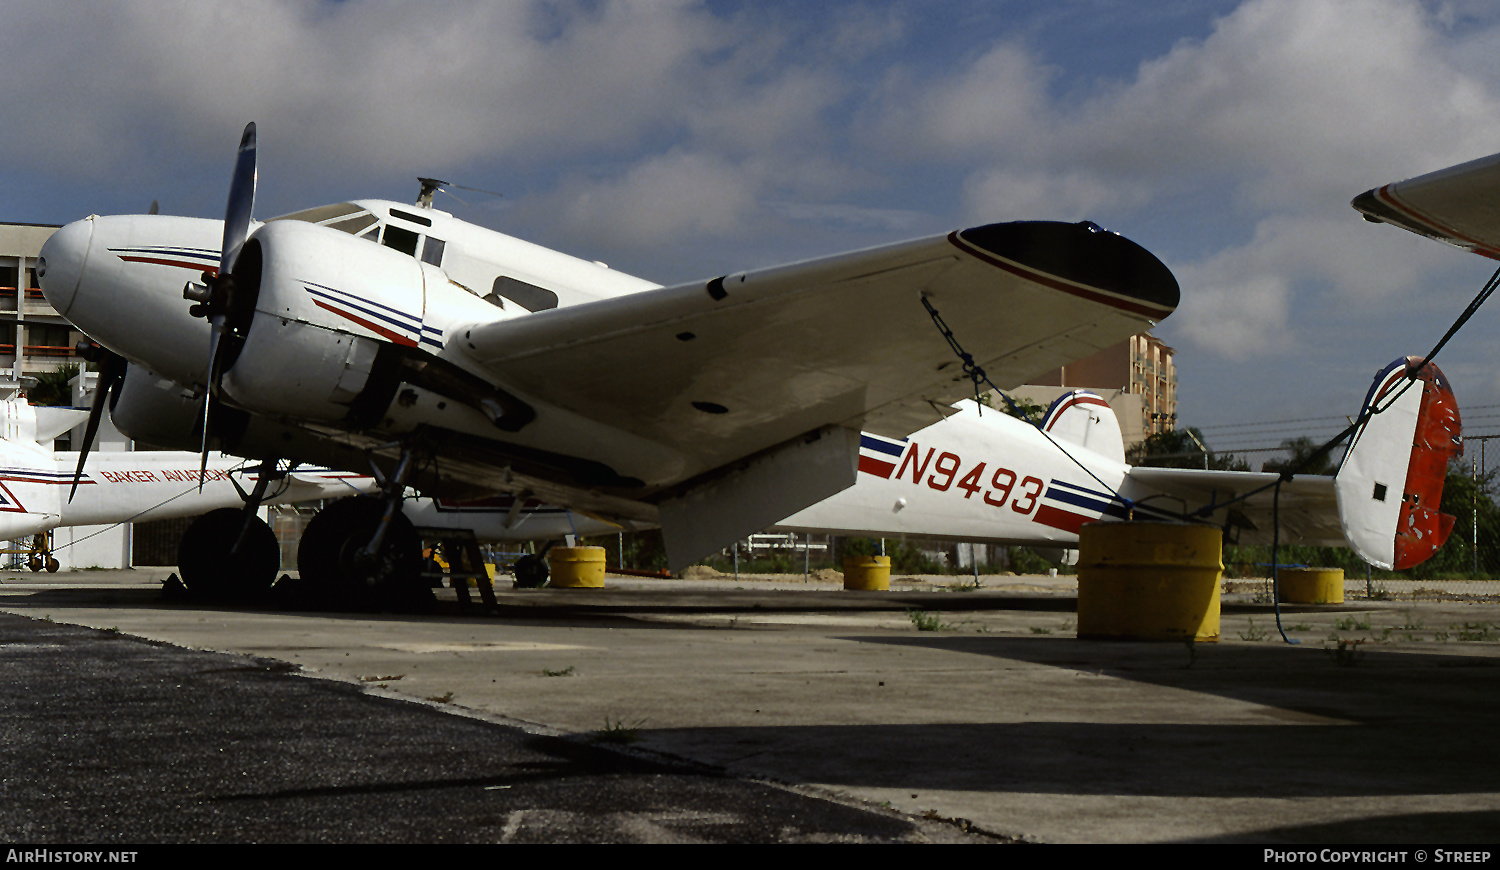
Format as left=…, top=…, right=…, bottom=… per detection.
left=2, top=568, right=1498, bottom=843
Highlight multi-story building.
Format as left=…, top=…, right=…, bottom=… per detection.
left=0, top=222, right=81, bottom=388
left=1013, top=333, right=1178, bottom=449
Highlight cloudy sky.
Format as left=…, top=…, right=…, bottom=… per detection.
left=6, top=0, right=1500, bottom=460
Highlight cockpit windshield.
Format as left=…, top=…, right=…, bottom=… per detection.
left=270, top=202, right=380, bottom=236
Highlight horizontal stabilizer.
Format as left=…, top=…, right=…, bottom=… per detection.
left=1336, top=357, right=1462, bottom=570
left=1041, top=390, right=1123, bottom=463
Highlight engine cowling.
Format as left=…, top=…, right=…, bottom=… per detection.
left=108, top=362, right=204, bottom=451
left=220, top=220, right=440, bottom=425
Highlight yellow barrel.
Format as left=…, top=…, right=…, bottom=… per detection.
left=1076, top=522, right=1223, bottom=642
left=547, top=546, right=606, bottom=588
left=843, top=555, right=891, bottom=591
left=1278, top=567, right=1344, bottom=604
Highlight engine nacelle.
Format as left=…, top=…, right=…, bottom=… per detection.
left=220, top=221, right=441, bottom=425
left=109, top=363, right=204, bottom=451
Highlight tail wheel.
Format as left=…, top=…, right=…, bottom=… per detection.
left=512, top=553, right=550, bottom=588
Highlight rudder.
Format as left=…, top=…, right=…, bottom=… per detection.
left=1335, top=357, right=1462, bottom=570
left=1041, top=390, right=1124, bottom=463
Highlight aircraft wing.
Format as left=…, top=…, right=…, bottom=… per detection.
left=462, top=221, right=1178, bottom=459
left=457, top=221, right=1176, bottom=569
left=1125, top=467, right=1345, bottom=547
left=1352, top=152, right=1500, bottom=258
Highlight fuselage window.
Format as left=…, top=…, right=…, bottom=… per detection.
left=382, top=225, right=420, bottom=257
left=489, top=275, right=559, bottom=312
left=422, top=237, right=446, bottom=267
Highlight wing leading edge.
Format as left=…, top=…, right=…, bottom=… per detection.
left=1352, top=151, right=1500, bottom=258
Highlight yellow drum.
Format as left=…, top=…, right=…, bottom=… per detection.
left=1278, top=567, right=1344, bottom=604
left=842, top=555, right=891, bottom=591
left=547, top=546, right=606, bottom=588
left=1077, top=522, right=1223, bottom=642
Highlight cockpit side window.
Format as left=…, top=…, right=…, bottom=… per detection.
left=382, top=225, right=420, bottom=257
left=421, top=237, right=446, bottom=267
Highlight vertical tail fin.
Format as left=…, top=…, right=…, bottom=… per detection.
left=1040, top=390, right=1124, bottom=463
left=1335, top=357, right=1462, bottom=570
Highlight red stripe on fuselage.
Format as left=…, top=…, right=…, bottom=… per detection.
left=118, top=256, right=219, bottom=275
left=858, top=455, right=896, bottom=478
left=312, top=299, right=418, bottom=347
left=1033, top=504, right=1089, bottom=534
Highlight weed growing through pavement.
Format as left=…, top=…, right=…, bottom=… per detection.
left=907, top=609, right=950, bottom=631
left=1455, top=622, right=1495, bottom=642
left=592, top=715, right=647, bottom=744
left=543, top=666, right=577, bottom=677
left=1239, top=618, right=1270, bottom=641
left=1325, top=638, right=1366, bottom=667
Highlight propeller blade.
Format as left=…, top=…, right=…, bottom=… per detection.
left=68, top=350, right=125, bottom=503
left=221, top=122, right=257, bottom=274
left=197, top=327, right=228, bottom=492
left=196, top=121, right=257, bottom=488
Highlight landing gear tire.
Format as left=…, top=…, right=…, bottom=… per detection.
left=296, top=497, right=428, bottom=611
left=512, top=553, right=550, bottom=588
left=177, top=508, right=280, bottom=601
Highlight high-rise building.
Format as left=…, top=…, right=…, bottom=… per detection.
left=0, top=222, right=81, bottom=388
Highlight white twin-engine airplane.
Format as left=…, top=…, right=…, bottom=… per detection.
left=36, top=124, right=1460, bottom=604
left=36, top=123, right=1185, bottom=601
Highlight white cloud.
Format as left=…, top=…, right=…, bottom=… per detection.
left=553, top=149, right=761, bottom=248
left=0, top=1, right=730, bottom=177
left=960, top=168, right=1151, bottom=224
left=1167, top=212, right=1460, bottom=358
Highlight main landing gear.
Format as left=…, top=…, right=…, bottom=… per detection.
left=293, top=446, right=431, bottom=611
left=175, top=457, right=283, bottom=601
left=295, top=496, right=428, bottom=610
left=177, top=508, right=280, bottom=601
